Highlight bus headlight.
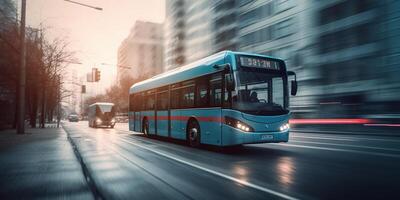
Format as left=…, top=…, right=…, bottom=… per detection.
left=96, top=118, right=102, bottom=124
left=225, top=116, right=254, bottom=132
left=279, top=123, right=290, bottom=132
left=111, top=118, right=116, bottom=123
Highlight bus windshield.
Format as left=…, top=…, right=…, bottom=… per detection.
left=232, top=69, right=288, bottom=115
left=95, top=105, right=116, bottom=118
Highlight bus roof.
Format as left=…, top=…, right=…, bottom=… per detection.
left=89, top=102, right=114, bottom=107
left=129, top=51, right=283, bottom=94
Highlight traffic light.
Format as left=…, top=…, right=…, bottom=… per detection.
left=95, top=69, right=101, bottom=82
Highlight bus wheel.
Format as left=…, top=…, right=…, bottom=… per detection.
left=187, top=120, right=201, bottom=147
left=142, top=119, right=149, bottom=136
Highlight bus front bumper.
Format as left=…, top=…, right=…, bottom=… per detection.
left=222, top=126, right=289, bottom=146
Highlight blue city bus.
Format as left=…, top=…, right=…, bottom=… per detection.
left=129, top=51, right=297, bottom=147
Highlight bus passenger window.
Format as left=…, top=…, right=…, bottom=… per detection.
left=157, top=92, right=169, bottom=110
left=210, top=79, right=222, bottom=107
left=196, top=81, right=208, bottom=107
left=171, top=89, right=180, bottom=109
left=129, top=94, right=134, bottom=112
left=146, top=95, right=155, bottom=110
left=181, top=86, right=195, bottom=108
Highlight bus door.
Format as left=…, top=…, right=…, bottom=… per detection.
left=156, top=89, right=169, bottom=137
left=134, top=93, right=143, bottom=132
left=199, top=74, right=222, bottom=145
left=170, top=84, right=184, bottom=139
left=144, top=91, right=156, bottom=135
left=134, top=112, right=141, bottom=132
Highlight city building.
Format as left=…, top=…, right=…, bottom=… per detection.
left=164, top=0, right=400, bottom=115
left=164, top=0, right=188, bottom=70
left=237, top=0, right=319, bottom=114
left=164, top=0, right=240, bottom=70
left=117, top=21, right=164, bottom=83
left=312, top=0, right=400, bottom=115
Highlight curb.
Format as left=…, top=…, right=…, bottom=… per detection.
left=62, top=125, right=105, bottom=200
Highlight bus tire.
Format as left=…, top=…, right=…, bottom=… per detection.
left=142, top=118, right=149, bottom=136
left=187, top=119, right=201, bottom=147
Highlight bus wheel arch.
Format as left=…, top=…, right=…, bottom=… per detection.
left=186, top=118, right=201, bottom=147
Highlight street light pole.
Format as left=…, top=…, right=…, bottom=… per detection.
left=17, top=0, right=26, bottom=134
left=64, top=0, right=103, bottom=11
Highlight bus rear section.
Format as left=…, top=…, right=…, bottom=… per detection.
left=88, top=102, right=116, bottom=128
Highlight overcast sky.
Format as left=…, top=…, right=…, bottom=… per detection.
left=23, top=0, right=165, bottom=91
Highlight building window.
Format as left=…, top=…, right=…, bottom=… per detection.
left=273, top=18, right=294, bottom=39
left=319, top=0, right=376, bottom=25
left=274, top=0, right=295, bottom=13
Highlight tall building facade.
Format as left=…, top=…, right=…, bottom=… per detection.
left=238, top=0, right=319, bottom=113
left=164, top=0, right=400, bottom=115
left=164, top=0, right=188, bottom=70
left=164, top=0, right=240, bottom=70
left=117, top=21, right=164, bottom=83
left=313, top=0, right=400, bottom=115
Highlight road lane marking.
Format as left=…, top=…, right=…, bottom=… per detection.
left=289, top=140, right=400, bottom=152
left=290, top=135, right=358, bottom=141
left=118, top=138, right=299, bottom=200
left=270, top=143, right=400, bottom=158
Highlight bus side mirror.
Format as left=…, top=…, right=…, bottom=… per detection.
left=287, top=71, right=297, bottom=96
left=291, top=80, right=297, bottom=96
left=213, top=63, right=231, bottom=72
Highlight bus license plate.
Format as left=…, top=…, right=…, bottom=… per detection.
left=261, top=135, right=273, bottom=140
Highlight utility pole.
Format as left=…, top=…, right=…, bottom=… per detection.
left=56, top=76, right=61, bottom=128
left=17, top=0, right=26, bottom=134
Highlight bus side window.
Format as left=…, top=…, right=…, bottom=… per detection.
left=210, top=74, right=222, bottom=107
left=146, top=94, right=155, bottom=110
left=196, top=78, right=209, bottom=107
left=156, top=91, right=168, bottom=110
left=129, top=94, right=134, bottom=112
left=170, top=89, right=180, bottom=109
left=137, top=93, right=143, bottom=111
left=181, top=86, right=195, bottom=108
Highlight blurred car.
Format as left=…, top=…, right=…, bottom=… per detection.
left=68, top=114, right=79, bottom=122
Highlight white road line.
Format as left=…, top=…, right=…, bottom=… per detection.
left=270, top=143, right=400, bottom=158
left=289, top=140, right=400, bottom=152
left=290, top=135, right=358, bottom=142
left=118, top=137, right=299, bottom=200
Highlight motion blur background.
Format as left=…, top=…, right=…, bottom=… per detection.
left=1, top=0, right=400, bottom=130
left=161, top=0, right=400, bottom=121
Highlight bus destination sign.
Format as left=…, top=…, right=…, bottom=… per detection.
left=239, top=56, right=281, bottom=70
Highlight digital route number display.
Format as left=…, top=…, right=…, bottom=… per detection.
left=239, top=56, right=281, bottom=70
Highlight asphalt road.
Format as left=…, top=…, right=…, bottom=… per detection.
left=63, top=121, right=400, bottom=200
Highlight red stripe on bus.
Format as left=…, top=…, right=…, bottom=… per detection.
left=130, top=115, right=223, bottom=123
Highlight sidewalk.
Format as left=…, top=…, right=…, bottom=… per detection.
left=0, top=127, right=94, bottom=199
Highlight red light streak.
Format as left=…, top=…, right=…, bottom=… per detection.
left=289, top=118, right=372, bottom=125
